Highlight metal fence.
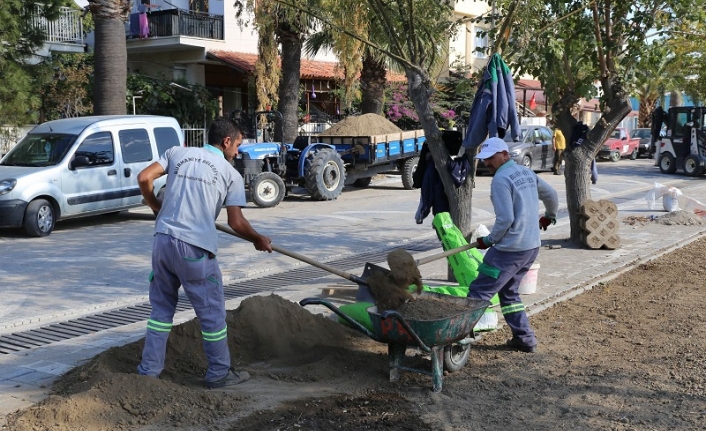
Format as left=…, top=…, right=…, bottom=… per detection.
left=182, top=128, right=206, bottom=147
left=30, top=6, right=84, bottom=45
left=140, top=9, right=224, bottom=40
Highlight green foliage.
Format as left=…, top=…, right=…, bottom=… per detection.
left=38, top=54, right=94, bottom=120
left=0, top=0, right=63, bottom=124
left=126, top=75, right=219, bottom=127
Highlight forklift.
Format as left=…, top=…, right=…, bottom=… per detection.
left=652, top=106, right=706, bottom=176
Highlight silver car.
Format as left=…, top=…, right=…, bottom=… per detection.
left=0, top=115, right=183, bottom=236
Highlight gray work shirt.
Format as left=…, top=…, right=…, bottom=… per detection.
left=154, top=144, right=246, bottom=254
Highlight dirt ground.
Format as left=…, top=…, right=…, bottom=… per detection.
left=5, top=230, right=706, bottom=430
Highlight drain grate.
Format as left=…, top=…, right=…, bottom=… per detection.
left=0, top=238, right=440, bottom=354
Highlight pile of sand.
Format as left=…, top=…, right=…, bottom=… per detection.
left=655, top=210, right=706, bottom=226
left=6, top=295, right=384, bottom=431
left=319, top=113, right=402, bottom=136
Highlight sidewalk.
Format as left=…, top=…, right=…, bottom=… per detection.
left=1, top=206, right=705, bottom=423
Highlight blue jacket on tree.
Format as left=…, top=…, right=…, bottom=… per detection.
left=462, top=53, right=521, bottom=150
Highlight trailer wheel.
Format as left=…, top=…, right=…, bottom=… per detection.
left=352, top=177, right=372, bottom=188
left=401, top=156, right=419, bottom=190
left=683, top=155, right=705, bottom=177
left=24, top=198, right=55, bottom=237
left=443, top=343, right=470, bottom=372
left=251, top=172, right=286, bottom=207
left=610, top=151, right=621, bottom=162
left=659, top=153, right=677, bottom=174
left=304, top=148, right=346, bottom=200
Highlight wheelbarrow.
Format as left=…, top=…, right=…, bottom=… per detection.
left=300, top=291, right=490, bottom=392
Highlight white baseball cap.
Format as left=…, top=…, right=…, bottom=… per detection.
left=475, top=137, right=509, bottom=160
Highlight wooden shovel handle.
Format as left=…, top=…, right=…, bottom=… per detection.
left=414, top=243, right=477, bottom=266
left=215, top=223, right=365, bottom=284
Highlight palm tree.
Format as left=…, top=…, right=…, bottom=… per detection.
left=236, top=0, right=317, bottom=143
left=88, top=0, right=130, bottom=115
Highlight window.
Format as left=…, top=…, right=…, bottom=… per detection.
left=673, top=112, right=689, bottom=137
left=1, top=133, right=77, bottom=166
left=119, top=129, right=153, bottom=163
left=154, top=127, right=181, bottom=156
left=474, top=28, right=488, bottom=58
left=74, top=132, right=114, bottom=167
left=539, top=128, right=553, bottom=141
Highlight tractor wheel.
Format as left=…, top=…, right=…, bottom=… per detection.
left=630, top=148, right=638, bottom=160
left=251, top=172, right=286, bottom=207
left=401, top=156, right=419, bottom=190
left=683, top=155, right=705, bottom=177
left=24, top=198, right=55, bottom=237
left=610, top=151, right=621, bottom=162
left=443, top=342, right=470, bottom=372
left=304, top=148, right=346, bottom=200
left=352, top=177, right=372, bottom=188
left=659, top=153, right=677, bottom=174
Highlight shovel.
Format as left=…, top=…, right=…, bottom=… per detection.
left=216, top=223, right=485, bottom=299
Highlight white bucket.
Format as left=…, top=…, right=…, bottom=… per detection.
left=518, top=263, right=540, bottom=295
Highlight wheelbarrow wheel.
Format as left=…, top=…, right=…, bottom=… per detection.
left=443, top=343, right=470, bottom=372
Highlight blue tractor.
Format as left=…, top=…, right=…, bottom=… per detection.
left=231, top=110, right=426, bottom=208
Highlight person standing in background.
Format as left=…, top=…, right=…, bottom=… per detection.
left=552, top=127, right=566, bottom=175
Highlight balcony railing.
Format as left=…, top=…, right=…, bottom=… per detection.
left=31, top=6, right=84, bottom=45
left=129, top=9, right=224, bottom=40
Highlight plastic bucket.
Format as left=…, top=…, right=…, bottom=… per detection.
left=518, top=263, right=540, bottom=295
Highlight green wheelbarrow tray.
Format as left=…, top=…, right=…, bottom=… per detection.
left=300, top=290, right=490, bottom=392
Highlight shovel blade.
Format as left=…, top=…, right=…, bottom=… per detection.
left=355, top=263, right=390, bottom=302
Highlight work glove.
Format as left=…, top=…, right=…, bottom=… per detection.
left=539, top=216, right=556, bottom=231
left=476, top=236, right=491, bottom=250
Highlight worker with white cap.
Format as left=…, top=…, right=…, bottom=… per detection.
left=467, top=137, right=559, bottom=352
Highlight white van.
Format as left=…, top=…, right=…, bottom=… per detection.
left=0, top=115, right=184, bottom=237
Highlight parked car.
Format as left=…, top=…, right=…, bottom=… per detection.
left=0, top=115, right=183, bottom=237
left=630, top=128, right=653, bottom=158
left=477, top=125, right=555, bottom=174
left=597, top=127, right=640, bottom=162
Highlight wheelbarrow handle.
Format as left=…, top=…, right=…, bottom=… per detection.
left=299, top=298, right=381, bottom=342
left=216, top=223, right=367, bottom=285
left=414, top=243, right=477, bottom=266
left=380, top=310, right=432, bottom=353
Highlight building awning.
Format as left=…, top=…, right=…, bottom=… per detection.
left=207, top=50, right=405, bottom=82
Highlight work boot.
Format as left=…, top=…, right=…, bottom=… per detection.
left=205, top=368, right=251, bottom=389
left=505, top=337, right=536, bottom=353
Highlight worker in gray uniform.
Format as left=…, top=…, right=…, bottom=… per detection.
left=137, top=117, right=272, bottom=388
left=469, top=137, right=558, bottom=353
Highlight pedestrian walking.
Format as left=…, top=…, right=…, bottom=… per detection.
left=137, top=117, right=272, bottom=388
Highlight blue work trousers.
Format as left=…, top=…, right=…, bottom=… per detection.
left=467, top=247, right=539, bottom=347
left=137, top=233, right=230, bottom=383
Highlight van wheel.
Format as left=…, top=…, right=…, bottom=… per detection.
left=659, top=153, right=677, bottom=174
left=521, top=155, right=531, bottom=168
left=24, top=199, right=55, bottom=237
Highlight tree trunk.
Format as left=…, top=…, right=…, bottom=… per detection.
left=669, top=90, right=683, bottom=107
left=406, top=68, right=473, bottom=281
left=93, top=17, right=127, bottom=115
left=560, top=92, right=631, bottom=243
left=360, top=52, right=386, bottom=115
left=638, top=98, right=656, bottom=127
left=276, top=29, right=302, bottom=144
